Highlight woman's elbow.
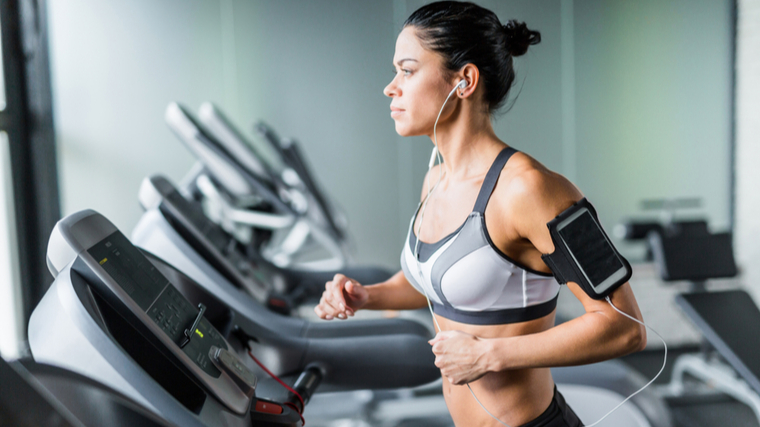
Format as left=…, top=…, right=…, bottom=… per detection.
left=624, top=323, right=647, bottom=354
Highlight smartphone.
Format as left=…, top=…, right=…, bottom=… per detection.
left=556, top=207, right=628, bottom=296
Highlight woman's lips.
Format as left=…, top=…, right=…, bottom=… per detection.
left=390, top=106, right=405, bottom=118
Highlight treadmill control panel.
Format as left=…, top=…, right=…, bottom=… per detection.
left=163, top=187, right=271, bottom=286
left=87, top=231, right=225, bottom=377
left=165, top=190, right=230, bottom=254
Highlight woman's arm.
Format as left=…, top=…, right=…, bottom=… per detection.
left=431, top=282, right=646, bottom=384
left=485, top=282, right=646, bottom=370
left=314, top=270, right=429, bottom=320
left=365, top=270, right=430, bottom=310
left=315, top=165, right=442, bottom=320
left=430, top=165, right=647, bottom=384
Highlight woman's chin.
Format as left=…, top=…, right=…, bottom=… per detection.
left=394, top=122, right=418, bottom=137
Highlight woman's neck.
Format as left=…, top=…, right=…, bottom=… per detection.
left=429, top=107, right=505, bottom=180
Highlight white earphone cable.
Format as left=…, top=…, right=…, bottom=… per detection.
left=583, top=297, right=668, bottom=427
left=414, top=81, right=513, bottom=427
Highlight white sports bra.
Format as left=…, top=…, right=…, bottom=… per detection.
left=400, top=147, right=561, bottom=325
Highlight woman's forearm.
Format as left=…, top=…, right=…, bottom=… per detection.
left=363, top=270, right=429, bottom=311
left=485, top=309, right=646, bottom=372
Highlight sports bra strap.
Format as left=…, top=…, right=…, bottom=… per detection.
left=473, top=147, right=517, bottom=213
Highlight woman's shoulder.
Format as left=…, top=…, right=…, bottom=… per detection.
left=496, top=151, right=583, bottom=221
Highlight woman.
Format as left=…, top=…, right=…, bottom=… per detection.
left=314, top=2, right=646, bottom=426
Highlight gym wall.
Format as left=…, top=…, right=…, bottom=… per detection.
left=735, top=0, right=760, bottom=301
left=49, top=0, right=734, bottom=270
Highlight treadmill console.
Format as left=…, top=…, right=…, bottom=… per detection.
left=87, top=231, right=227, bottom=377
left=142, top=175, right=274, bottom=303
left=50, top=210, right=256, bottom=415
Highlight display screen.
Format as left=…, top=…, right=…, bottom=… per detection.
left=165, top=190, right=231, bottom=253
left=88, top=231, right=168, bottom=311
left=162, top=188, right=271, bottom=287
left=87, top=231, right=224, bottom=377
left=558, top=211, right=624, bottom=287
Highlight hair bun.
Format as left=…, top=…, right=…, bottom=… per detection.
left=503, top=20, right=541, bottom=57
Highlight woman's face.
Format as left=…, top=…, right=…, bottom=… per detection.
left=383, top=27, right=455, bottom=137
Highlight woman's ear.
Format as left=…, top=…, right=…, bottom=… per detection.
left=457, top=64, right=480, bottom=98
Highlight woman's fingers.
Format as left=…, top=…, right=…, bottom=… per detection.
left=323, top=286, right=350, bottom=319
left=331, top=277, right=360, bottom=316
left=319, top=292, right=341, bottom=317
left=315, top=279, right=354, bottom=320
left=430, top=331, right=489, bottom=385
left=315, top=274, right=365, bottom=321
left=428, top=331, right=453, bottom=347
left=344, top=281, right=367, bottom=308
left=317, top=288, right=344, bottom=318
left=313, top=303, right=332, bottom=320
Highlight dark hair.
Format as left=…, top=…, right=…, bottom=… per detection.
left=404, top=1, right=540, bottom=113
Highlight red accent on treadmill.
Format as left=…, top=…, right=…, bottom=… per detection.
left=268, top=298, right=287, bottom=307
left=255, top=400, right=284, bottom=415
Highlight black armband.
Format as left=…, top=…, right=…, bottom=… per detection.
left=541, top=198, right=632, bottom=300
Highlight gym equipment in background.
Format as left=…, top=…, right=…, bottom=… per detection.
left=30, top=210, right=440, bottom=426
left=134, top=175, right=391, bottom=315
left=166, top=102, right=355, bottom=272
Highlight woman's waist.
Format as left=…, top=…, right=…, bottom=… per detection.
left=443, top=368, right=556, bottom=426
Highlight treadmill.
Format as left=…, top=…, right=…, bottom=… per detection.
left=1, top=356, right=178, bottom=427
left=165, top=102, right=354, bottom=272
left=29, top=210, right=440, bottom=426
left=197, top=103, right=347, bottom=244
left=133, top=174, right=393, bottom=314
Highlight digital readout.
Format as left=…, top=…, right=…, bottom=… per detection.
left=88, top=231, right=225, bottom=377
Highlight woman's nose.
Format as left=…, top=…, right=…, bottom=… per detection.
left=383, top=79, right=398, bottom=97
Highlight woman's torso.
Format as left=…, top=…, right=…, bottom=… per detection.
left=437, top=314, right=556, bottom=426
left=404, top=146, right=560, bottom=426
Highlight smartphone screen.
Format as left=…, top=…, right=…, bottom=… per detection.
left=558, top=210, right=624, bottom=288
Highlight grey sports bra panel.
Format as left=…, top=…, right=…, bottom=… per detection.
left=408, top=220, right=465, bottom=263
left=400, top=146, right=561, bottom=325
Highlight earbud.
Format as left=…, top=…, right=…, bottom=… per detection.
left=456, top=79, right=467, bottom=90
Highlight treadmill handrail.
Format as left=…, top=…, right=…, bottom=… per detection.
left=200, top=106, right=343, bottom=240
left=165, top=102, right=295, bottom=216
left=198, top=102, right=281, bottom=183
left=194, top=174, right=295, bottom=230
left=279, top=138, right=343, bottom=238
left=191, top=173, right=347, bottom=269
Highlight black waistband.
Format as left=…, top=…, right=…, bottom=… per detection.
left=519, top=385, right=583, bottom=427
left=431, top=293, right=558, bottom=325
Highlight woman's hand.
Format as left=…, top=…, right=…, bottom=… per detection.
left=314, top=274, right=369, bottom=320
left=429, top=330, right=493, bottom=385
